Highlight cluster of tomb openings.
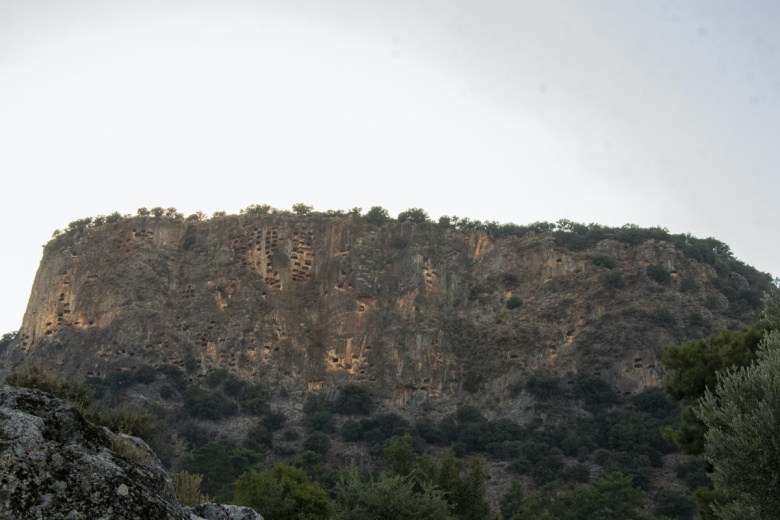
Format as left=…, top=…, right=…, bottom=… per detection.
left=115, top=229, right=154, bottom=251
left=291, top=229, right=315, bottom=282
left=632, top=356, right=655, bottom=369
left=50, top=269, right=77, bottom=331
left=263, top=229, right=281, bottom=289
left=180, top=285, right=195, bottom=300
left=337, top=269, right=353, bottom=290
left=329, top=345, right=371, bottom=378
left=422, top=263, right=437, bottom=287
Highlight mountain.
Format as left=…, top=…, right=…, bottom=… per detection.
left=1, top=212, right=770, bottom=420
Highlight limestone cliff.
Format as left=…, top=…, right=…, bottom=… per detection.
left=1, top=215, right=769, bottom=418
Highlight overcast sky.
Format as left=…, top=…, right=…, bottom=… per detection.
left=1, top=0, right=779, bottom=334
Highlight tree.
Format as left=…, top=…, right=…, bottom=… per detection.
left=558, top=472, right=645, bottom=520
left=334, top=470, right=453, bottom=520
left=234, top=464, right=334, bottom=520
left=696, top=329, right=780, bottom=519
left=186, top=211, right=207, bottom=221
left=383, top=434, right=416, bottom=477
left=397, top=208, right=429, bottom=223
left=364, top=206, right=390, bottom=225
left=165, top=207, right=184, bottom=219
left=334, top=384, right=374, bottom=415
left=500, top=480, right=525, bottom=519
left=662, top=316, right=767, bottom=454
left=292, top=203, right=314, bottom=216
left=243, top=204, right=273, bottom=215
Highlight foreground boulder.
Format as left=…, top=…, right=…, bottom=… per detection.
left=185, top=503, right=263, bottom=520
left=0, top=386, right=262, bottom=520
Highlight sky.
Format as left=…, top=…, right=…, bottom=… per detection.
left=1, top=0, right=779, bottom=334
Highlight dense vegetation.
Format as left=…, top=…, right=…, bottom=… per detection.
left=4, top=360, right=696, bottom=519
left=661, top=290, right=780, bottom=519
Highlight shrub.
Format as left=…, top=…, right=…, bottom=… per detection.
left=182, top=441, right=264, bottom=498
left=105, top=371, right=136, bottom=392
left=364, top=206, right=390, bottom=225
left=653, top=490, right=696, bottom=520
left=156, top=364, right=186, bottom=391
left=506, top=295, right=523, bottom=309
left=342, top=420, right=364, bottom=441
left=5, top=364, right=93, bottom=414
left=243, top=422, right=273, bottom=452
left=390, top=236, right=408, bottom=249
left=233, top=464, right=334, bottom=520
left=173, top=470, right=212, bottom=507
left=397, top=208, right=429, bottom=223
left=604, top=270, right=626, bottom=289
left=574, top=374, right=617, bottom=409
left=160, top=384, right=174, bottom=399
left=303, top=432, right=331, bottom=455
left=652, top=308, right=676, bottom=327
left=183, top=386, right=238, bottom=420
left=303, top=392, right=332, bottom=414
left=526, top=372, right=561, bottom=399
left=262, top=411, right=287, bottom=432
left=566, top=463, right=591, bottom=483
left=134, top=364, right=156, bottom=384
left=647, top=264, right=671, bottom=285
left=334, top=384, right=374, bottom=416
left=0, top=331, right=17, bottom=350
left=592, top=255, right=617, bottom=269
left=239, top=384, right=267, bottom=415
left=305, top=410, right=334, bottom=432
left=456, top=405, right=486, bottom=424
left=204, top=368, right=230, bottom=388
left=222, top=376, right=245, bottom=397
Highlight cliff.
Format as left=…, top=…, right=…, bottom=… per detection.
left=1, top=214, right=768, bottom=419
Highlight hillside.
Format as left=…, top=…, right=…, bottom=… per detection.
left=0, top=208, right=773, bottom=516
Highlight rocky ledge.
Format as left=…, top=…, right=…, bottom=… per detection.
left=0, top=386, right=262, bottom=520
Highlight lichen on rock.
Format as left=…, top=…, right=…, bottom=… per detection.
left=0, top=385, right=261, bottom=520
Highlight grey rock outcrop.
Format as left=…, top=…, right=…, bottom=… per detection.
left=186, top=503, right=264, bottom=520
left=0, top=385, right=261, bottom=520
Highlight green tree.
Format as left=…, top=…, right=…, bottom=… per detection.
left=558, top=472, right=645, bottom=520
left=292, top=203, right=314, bottom=216
left=397, top=208, right=430, bottom=223
left=334, top=384, right=374, bottom=415
left=696, top=329, right=780, bottom=520
left=364, top=206, right=390, bottom=225
left=662, top=322, right=766, bottom=453
left=243, top=204, right=273, bottom=215
left=383, top=434, right=417, bottom=477
left=234, top=464, right=334, bottom=520
left=500, top=480, right=526, bottom=519
left=334, top=470, right=453, bottom=520
left=181, top=441, right=264, bottom=498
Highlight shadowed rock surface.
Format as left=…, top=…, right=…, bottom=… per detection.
left=185, top=503, right=263, bottom=520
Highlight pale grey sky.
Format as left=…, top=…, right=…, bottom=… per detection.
left=1, top=0, right=779, bottom=334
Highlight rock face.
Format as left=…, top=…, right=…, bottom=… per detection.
left=1, top=215, right=768, bottom=418
left=185, top=503, right=263, bottom=520
left=0, top=385, right=188, bottom=519
left=0, top=385, right=265, bottom=520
